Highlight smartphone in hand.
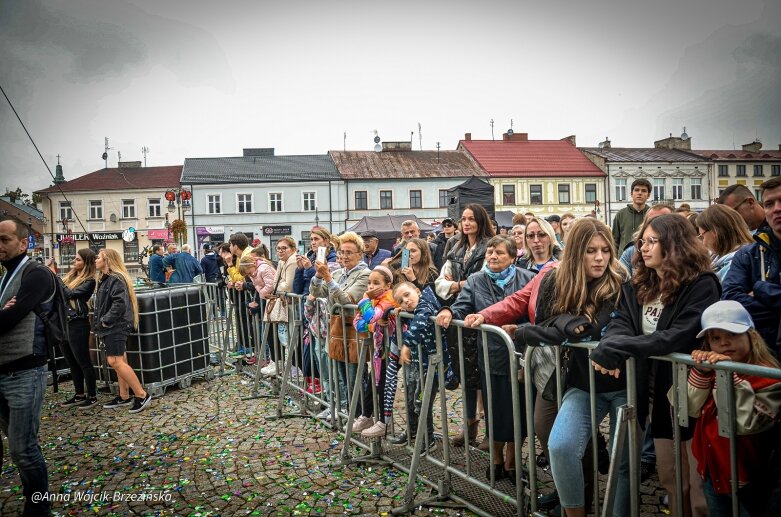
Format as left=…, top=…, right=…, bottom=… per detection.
left=316, top=246, right=327, bottom=263
left=401, top=248, right=410, bottom=269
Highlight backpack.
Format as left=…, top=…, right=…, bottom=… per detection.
left=21, top=262, right=70, bottom=393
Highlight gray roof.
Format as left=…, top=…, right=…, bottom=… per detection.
left=581, top=148, right=706, bottom=163
left=0, top=196, right=44, bottom=220
left=181, top=155, right=340, bottom=184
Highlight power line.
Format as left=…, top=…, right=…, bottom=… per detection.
left=0, top=82, right=93, bottom=244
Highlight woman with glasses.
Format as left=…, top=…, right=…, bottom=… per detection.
left=591, top=214, right=720, bottom=517
left=310, top=232, right=370, bottom=418
left=695, top=204, right=753, bottom=282
left=260, top=236, right=298, bottom=377
left=435, top=203, right=495, bottom=447
left=517, top=217, right=562, bottom=273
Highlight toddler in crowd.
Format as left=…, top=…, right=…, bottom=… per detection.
left=686, top=300, right=781, bottom=517
left=351, top=266, right=398, bottom=434
left=361, top=281, right=456, bottom=444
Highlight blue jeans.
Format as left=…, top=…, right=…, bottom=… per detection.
left=702, top=476, right=750, bottom=517
left=0, top=366, right=49, bottom=516
left=548, top=387, right=631, bottom=517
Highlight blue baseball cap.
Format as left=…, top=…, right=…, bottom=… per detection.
left=696, top=300, right=754, bottom=339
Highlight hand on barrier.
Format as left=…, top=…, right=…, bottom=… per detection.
left=502, top=324, right=518, bottom=336
left=400, top=345, right=411, bottom=365
left=691, top=349, right=731, bottom=371
left=435, top=309, right=453, bottom=328
left=592, top=359, right=621, bottom=378
left=463, top=314, right=484, bottom=328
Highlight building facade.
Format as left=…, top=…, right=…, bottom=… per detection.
left=35, top=163, right=182, bottom=275
left=686, top=141, right=781, bottom=201
left=181, top=149, right=346, bottom=260
left=582, top=137, right=710, bottom=224
left=330, top=142, right=487, bottom=227
left=458, top=132, right=608, bottom=221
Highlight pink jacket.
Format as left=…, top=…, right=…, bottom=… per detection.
left=478, top=262, right=556, bottom=325
left=250, top=261, right=276, bottom=299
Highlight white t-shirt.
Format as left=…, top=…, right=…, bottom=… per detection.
left=641, top=297, right=664, bottom=335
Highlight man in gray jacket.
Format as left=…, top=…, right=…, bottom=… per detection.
left=0, top=215, right=52, bottom=516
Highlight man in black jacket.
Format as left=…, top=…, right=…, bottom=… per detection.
left=0, top=215, right=52, bottom=516
left=432, top=218, right=457, bottom=270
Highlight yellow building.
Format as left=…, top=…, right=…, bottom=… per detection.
left=457, top=133, right=607, bottom=221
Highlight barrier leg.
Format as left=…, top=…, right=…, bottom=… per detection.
left=268, top=320, right=311, bottom=421
left=392, top=350, right=463, bottom=514
left=241, top=321, right=276, bottom=401
left=339, top=339, right=387, bottom=466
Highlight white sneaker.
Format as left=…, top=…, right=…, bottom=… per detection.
left=361, top=420, right=386, bottom=438
left=260, top=361, right=277, bottom=376
left=351, top=415, right=374, bottom=433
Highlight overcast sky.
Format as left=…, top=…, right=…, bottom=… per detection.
left=1, top=0, right=779, bottom=197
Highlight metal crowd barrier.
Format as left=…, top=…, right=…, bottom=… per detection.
left=196, top=284, right=781, bottom=517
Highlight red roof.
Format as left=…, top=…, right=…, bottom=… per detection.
left=36, top=166, right=183, bottom=193
left=459, top=139, right=605, bottom=177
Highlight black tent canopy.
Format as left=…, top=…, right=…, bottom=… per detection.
left=446, top=176, right=495, bottom=222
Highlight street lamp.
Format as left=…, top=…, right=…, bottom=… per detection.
left=164, top=188, right=191, bottom=245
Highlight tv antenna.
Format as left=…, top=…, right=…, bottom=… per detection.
left=373, top=130, right=381, bottom=153
left=436, top=141, right=440, bottom=162
left=102, top=137, right=114, bottom=168
left=117, top=150, right=122, bottom=162
left=418, top=122, right=422, bottom=150
left=490, top=119, right=495, bottom=140
left=142, top=146, right=150, bottom=167
left=343, top=131, right=346, bottom=151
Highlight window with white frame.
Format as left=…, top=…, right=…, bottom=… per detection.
left=690, top=178, right=702, bottom=200
left=530, top=184, right=543, bottom=205
left=303, top=192, right=316, bottom=212
left=502, top=184, right=516, bottom=205
left=615, top=179, right=627, bottom=201
left=380, top=190, right=393, bottom=209
left=269, top=193, right=282, bottom=213
left=355, top=191, right=368, bottom=210
left=672, top=178, right=684, bottom=200
left=409, top=190, right=422, bottom=209
left=585, top=183, right=597, bottom=203
left=439, top=189, right=449, bottom=208
left=237, top=193, right=253, bottom=213
left=121, top=199, right=136, bottom=219
left=558, top=184, right=570, bottom=204
left=89, top=200, right=103, bottom=220
left=148, top=198, right=161, bottom=218
left=653, top=178, right=665, bottom=201
left=59, top=201, right=72, bottom=222
left=207, top=194, right=221, bottom=214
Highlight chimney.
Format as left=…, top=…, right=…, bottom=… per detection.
left=654, top=135, right=691, bottom=150
left=598, top=137, right=611, bottom=149
left=243, top=148, right=275, bottom=157
left=741, top=140, right=762, bottom=153
left=464, top=133, right=471, bottom=141
left=561, top=135, right=576, bottom=146
left=502, top=132, right=529, bottom=142
left=381, top=141, right=412, bottom=152
left=118, top=161, right=142, bottom=168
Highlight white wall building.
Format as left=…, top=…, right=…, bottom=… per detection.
left=181, top=149, right=346, bottom=259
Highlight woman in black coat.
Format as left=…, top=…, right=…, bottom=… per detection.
left=591, top=214, right=720, bottom=517
left=434, top=203, right=495, bottom=447
left=59, top=248, right=98, bottom=408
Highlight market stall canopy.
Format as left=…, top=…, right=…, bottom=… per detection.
left=346, top=215, right=436, bottom=251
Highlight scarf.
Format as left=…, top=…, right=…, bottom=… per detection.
left=482, top=263, right=517, bottom=289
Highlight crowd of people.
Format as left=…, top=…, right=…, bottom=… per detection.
left=1, top=176, right=781, bottom=515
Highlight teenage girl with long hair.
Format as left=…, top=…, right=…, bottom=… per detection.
left=59, top=248, right=99, bottom=409
left=388, top=237, right=438, bottom=290
left=94, top=249, right=151, bottom=413
left=591, top=214, right=721, bottom=517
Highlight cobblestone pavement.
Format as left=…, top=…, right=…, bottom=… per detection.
left=0, top=368, right=670, bottom=516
